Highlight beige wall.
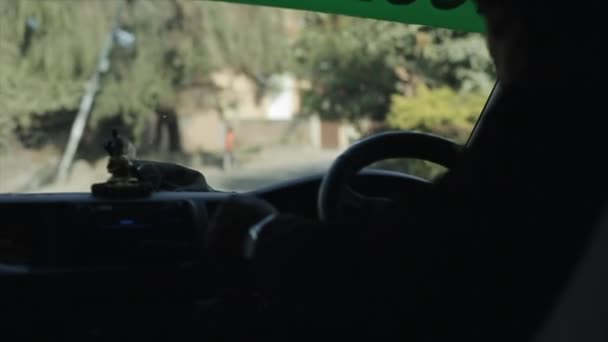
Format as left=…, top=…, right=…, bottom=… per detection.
left=176, top=70, right=354, bottom=154
left=180, top=113, right=315, bottom=153
left=234, top=119, right=311, bottom=148
left=179, top=113, right=356, bottom=154
left=180, top=111, right=223, bottom=153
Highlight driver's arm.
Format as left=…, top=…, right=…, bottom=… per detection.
left=204, top=148, right=480, bottom=337
left=226, top=154, right=481, bottom=336
left=244, top=213, right=380, bottom=336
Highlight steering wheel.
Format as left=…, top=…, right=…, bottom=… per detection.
left=318, top=131, right=463, bottom=224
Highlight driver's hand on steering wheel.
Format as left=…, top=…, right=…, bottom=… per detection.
left=205, top=195, right=277, bottom=284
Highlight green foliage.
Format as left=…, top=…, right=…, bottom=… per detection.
left=388, top=84, right=488, bottom=143
left=372, top=84, right=488, bottom=179
left=92, top=0, right=291, bottom=140
left=415, top=28, right=495, bottom=92
left=294, top=15, right=494, bottom=124
left=294, top=15, right=415, bottom=122
left=0, top=0, right=111, bottom=143
left=0, top=0, right=290, bottom=146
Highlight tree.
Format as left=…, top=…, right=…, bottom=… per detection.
left=414, top=28, right=495, bottom=92
left=388, top=84, right=488, bottom=143
left=293, top=13, right=494, bottom=126
left=0, top=0, right=291, bottom=152
left=294, top=15, right=416, bottom=124
left=372, top=84, right=489, bottom=179
left=0, top=0, right=113, bottom=148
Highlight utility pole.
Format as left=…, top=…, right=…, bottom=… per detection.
left=55, top=0, right=127, bottom=184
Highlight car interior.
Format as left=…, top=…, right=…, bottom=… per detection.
left=1, top=1, right=606, bottom=341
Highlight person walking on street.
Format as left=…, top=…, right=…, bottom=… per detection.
left=223, top=126, right=236, bottom=171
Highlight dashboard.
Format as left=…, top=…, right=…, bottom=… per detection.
left=0, top=170, right=429, bottom=341
left=0, top=171, right=426, bottom=275
left=0, top=193, right=212, bottom=272
left=0, top=169, right=429, bottom=274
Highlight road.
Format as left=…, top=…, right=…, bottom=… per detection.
left=16, top=147, right=341, bottom=193
left=203, top=147, right=340, bottom=191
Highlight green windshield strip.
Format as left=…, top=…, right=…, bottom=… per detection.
left=211, top=0, right=485, bottom=32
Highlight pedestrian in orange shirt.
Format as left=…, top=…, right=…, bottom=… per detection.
left=223, top=126, right=235, bottom=171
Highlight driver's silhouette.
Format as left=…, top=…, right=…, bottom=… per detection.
left=205, top=1, right=607, bottom=340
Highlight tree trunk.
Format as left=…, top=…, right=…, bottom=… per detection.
left=154, top=112, right=165, bottom=150
left=154, top=107, right=182, bottom=153
left=166, top=110, right=182, bottom=152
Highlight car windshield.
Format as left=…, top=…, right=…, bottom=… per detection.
left=0, top=0, right=495, bottom=193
